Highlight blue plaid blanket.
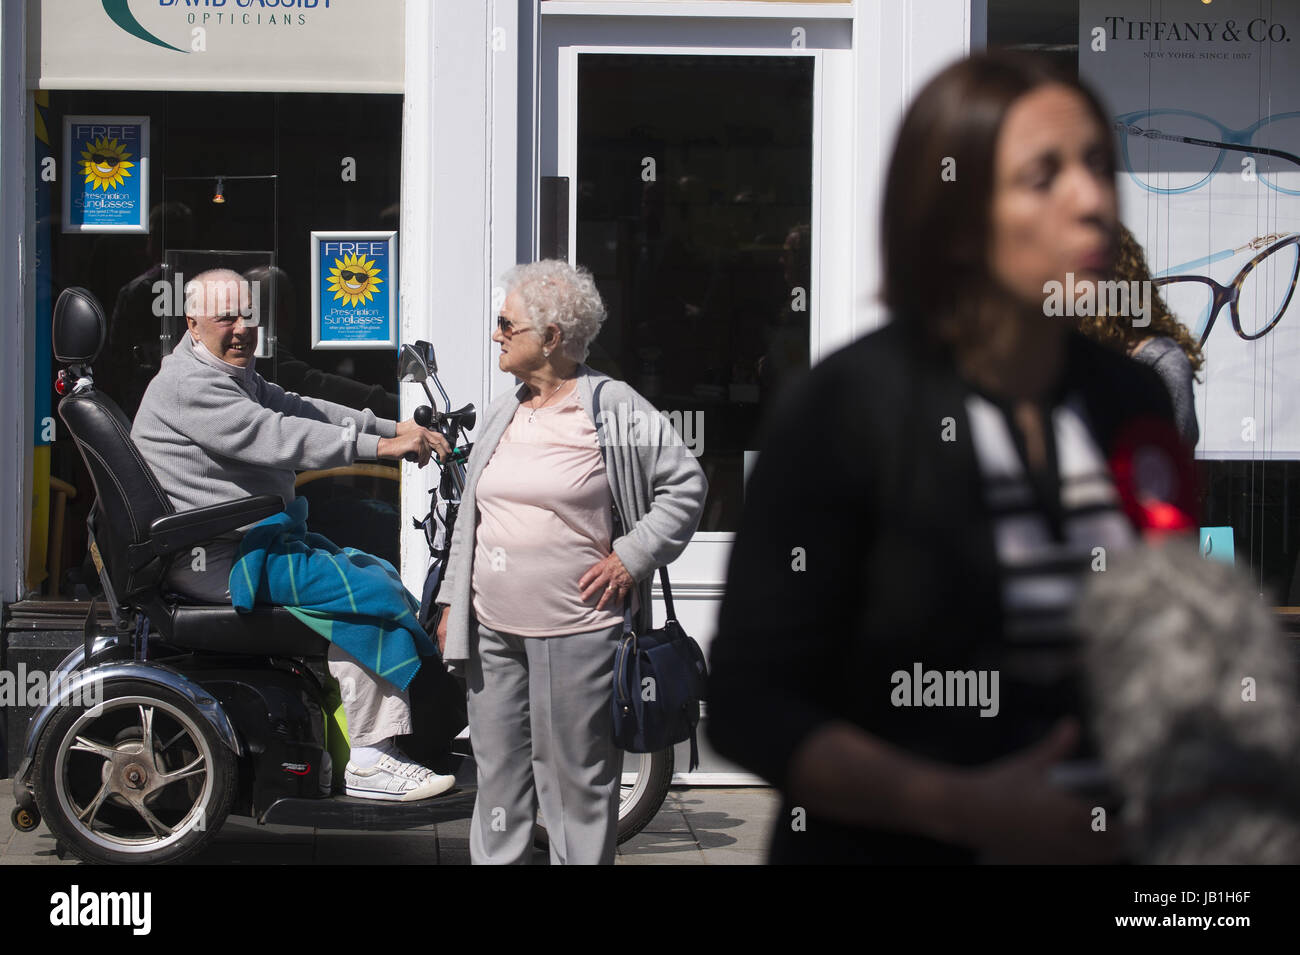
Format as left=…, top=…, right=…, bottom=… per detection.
left=229, top=497, right=434, bottom=691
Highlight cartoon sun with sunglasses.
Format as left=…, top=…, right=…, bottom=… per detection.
left=327, top=252, right=383, bottom=307
left=79, top=136, right=134, bottom=191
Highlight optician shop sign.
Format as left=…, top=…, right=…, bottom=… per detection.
left=27, top=0, right=404, bottom=93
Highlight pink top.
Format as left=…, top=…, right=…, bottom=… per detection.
left=471, top=384, right=627, bottom=637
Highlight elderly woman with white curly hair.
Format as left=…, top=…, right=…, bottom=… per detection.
left=435, top=259, right=707, bottom=864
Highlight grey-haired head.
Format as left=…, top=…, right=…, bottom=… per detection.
left=498, top=259, right=606, bottom=364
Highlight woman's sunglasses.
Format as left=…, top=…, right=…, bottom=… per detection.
left=496, top=315, right=535, bottom=338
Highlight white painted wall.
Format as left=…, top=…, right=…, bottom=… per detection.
left=398, top=0, right=535, bottom=599
left=852, top=0, right=973, bottom=340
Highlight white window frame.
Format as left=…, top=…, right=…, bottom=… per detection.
left=542, top=27, right=856, bottom=628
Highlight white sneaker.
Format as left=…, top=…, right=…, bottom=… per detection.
left=344, top=752, right=456, bottom=802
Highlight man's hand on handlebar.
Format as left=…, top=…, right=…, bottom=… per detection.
left=395, top=418, right=433, bottom=438
left=377, top=427, right=450, bottom=467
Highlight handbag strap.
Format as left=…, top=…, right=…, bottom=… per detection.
left=594, top=377, right=677, bottom=627
left=658, top=564, right=676, bottom=623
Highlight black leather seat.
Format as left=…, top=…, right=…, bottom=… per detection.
left=52, top=286, right=329, bottom=659
left=167, top=604, right=330, bottom=656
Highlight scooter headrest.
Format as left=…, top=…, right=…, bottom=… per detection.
left=53, top=287, right=107, bottom=365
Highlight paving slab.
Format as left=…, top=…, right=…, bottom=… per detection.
left=1, top=826, right=75, bottom=865
left=617, top=830, right=707, bottom=864
left=639, top=806, right=693, bottom=834
left=186, top=842, right=316, bottom=865
left=0, top=777, right=778, bottom=865
left=676, top=787, right=778, bottom=853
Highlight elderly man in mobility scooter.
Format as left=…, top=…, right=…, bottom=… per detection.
left=131, top=268, right=455, bottom=801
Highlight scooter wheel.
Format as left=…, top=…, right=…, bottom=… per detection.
left=33, top=679, right=236, bottom=865
left=11, top=806, right=40, bottom=832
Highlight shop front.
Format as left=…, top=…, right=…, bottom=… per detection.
left=0, top=0, right=411, bottom=778
left=12, top=0, right=1292, bottom=789
left=2, top=0, right=977, bottom=782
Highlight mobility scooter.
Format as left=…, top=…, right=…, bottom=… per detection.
left=9, top=287, right=674, bottom=864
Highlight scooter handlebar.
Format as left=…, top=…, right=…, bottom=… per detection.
left=404, top=405, right=436, bottom=462
left=404, top=405, right=457, bottom=463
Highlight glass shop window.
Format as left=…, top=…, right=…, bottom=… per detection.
left=575, top=53, right=815, bottom=534
left=32, top=91, right=404, bottom=601
left=988, top=0, right=1300, bottom=606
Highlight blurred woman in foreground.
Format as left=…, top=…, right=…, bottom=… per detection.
left=707, top=52, right=1194, bottom=864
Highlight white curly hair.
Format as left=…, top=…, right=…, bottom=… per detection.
left=500, top=259, right=606, bottom=363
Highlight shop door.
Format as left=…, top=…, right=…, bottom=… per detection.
left=538, top=10, right=853, bottom=779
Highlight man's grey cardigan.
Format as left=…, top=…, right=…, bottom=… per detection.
left=131, top=332, right=396, bottom=600
left=437, top=364, right=708, bottom=674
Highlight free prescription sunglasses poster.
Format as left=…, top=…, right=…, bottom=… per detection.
left=1080, top=0, right=1300, bottom=459
left=61, top=115, right=149, bottom=234
left=310, top=231, right=399, bottom=350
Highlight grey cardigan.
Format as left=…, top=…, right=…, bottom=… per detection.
left=131, top=332, right=396, bottom=600
left=1132, top=336, right=1199, bottom=447
left=437, top=364, right=708, bottom=673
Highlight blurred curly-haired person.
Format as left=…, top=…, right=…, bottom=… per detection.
left=1074, top=224, right=1203, bottom=445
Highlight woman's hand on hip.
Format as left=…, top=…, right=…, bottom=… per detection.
left=580, top=552, right=635, bottom=613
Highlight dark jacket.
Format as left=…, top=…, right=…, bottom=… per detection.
left=706, top=320, right=1181, bottom=864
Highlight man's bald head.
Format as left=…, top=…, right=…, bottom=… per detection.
left=185, top=268, right=260, bottom=367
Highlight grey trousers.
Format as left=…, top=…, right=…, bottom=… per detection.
left=467, top=620, right=625, bottom=865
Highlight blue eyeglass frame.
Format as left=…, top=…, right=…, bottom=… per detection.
left=1113, top=108, right=1300, bottom=196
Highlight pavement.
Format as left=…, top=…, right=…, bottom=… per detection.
left=0, top=780, right=779, bottom=865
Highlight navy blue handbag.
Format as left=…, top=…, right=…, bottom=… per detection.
left=610, top=562, right=708, bottom=770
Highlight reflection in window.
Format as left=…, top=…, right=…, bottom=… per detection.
left=987, top=1, right=1300, bottom=604
left=577, top=54, right=814, bottom=532
left=38, top=91, right=404, bottom=597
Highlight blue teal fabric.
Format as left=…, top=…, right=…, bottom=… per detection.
left=229, top=497, right=434, bottom=690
